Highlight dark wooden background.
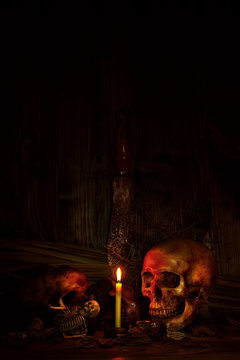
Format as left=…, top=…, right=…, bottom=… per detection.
left=0, top=1, right=240, bottom=288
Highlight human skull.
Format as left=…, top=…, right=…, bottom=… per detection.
left=22, top=265, right=90, bottom=309
left=80, top=300, right=100, bottom=318
left=141, top=238, right=216, bottom=330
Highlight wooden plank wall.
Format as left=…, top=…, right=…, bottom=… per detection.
left=0, top=3, right=240, bottom=286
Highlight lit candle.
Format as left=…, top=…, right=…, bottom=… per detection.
left=115, top=267, right=122, bottom=328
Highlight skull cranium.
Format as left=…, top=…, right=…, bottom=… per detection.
left=22, top=266, right=90, bottom=310
left=141, top=238, right=216, bottom=330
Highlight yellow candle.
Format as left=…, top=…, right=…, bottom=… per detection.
left=115, top=267, right=122, bottom=328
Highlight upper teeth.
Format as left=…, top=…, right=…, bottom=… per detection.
left=149, top=308, right=180, bottom=318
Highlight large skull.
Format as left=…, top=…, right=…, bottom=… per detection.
left=141, top=238, right=216, bottom=330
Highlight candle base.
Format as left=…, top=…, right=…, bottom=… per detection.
left=115, top=327, right=128, bottom=336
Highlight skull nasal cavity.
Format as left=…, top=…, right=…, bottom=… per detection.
left=155, top=286, right=162, bottom=300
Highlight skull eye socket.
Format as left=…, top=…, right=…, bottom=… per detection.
left=62, top=291, right=78, bottom=306
left=159, top=271, right=180, bottom=288
left=142, top=272, right=154, bottom=288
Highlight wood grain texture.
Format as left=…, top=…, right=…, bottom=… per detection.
left=0, top=2, right=240, bottom=299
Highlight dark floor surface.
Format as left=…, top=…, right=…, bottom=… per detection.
left=1, top=335, right=240, bottom=360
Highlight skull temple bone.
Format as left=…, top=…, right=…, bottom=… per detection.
left=141, top=238, right=217, bottom=330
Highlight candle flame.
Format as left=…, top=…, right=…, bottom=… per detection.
left=116, top=267, right=122, bottom=282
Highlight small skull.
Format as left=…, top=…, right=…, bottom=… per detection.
left=141, top=238, right=216, bottom=330
left=80, top=300, right=100, bottom=318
